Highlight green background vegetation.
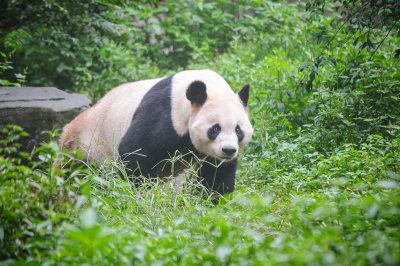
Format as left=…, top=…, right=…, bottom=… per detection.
left=1, top=0, right=399, bottom=264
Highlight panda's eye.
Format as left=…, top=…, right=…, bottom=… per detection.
left=208, top=124, right=221, bottom=140
left=236, top=125, right=244, bottom=142
left=212, top=124, right=221, bottom=132
left=235, top=125, right=241, bottom=134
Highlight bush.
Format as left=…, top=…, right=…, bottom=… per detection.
left=296, top=0, right=400, bottom=151
left=0, top=126, right=83, bottom=259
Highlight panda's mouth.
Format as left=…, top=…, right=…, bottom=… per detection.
left=216, top=154, right=236, bottom=161
left=220, top=157, right=234, bottom=161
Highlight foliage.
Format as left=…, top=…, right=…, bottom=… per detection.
left=1, top=0, right=312, bottom=99
left=296, top=0, right=400, bottom=151
left=307, top=0, right=400, bottom=31
left=127, top=0, right=296, bottom=69
left=0, top=52, right=25, bottom=86
left=0, top=0, right=159, bottom=98
left=0, top=126, right=86, bottom=259
left=1, top=0, right=400, bottom=265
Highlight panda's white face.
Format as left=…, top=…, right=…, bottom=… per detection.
left=188, top=96, right=253, bottom=161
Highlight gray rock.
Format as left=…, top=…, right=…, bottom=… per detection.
left=0, top=87, right=91, bottom=152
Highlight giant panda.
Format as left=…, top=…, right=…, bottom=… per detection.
left=59, top=69, right=253, bottom=195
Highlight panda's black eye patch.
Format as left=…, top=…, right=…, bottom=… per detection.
left=208, top=124, right=221, bottom=140
left=236, top=125, right=244, bottom=142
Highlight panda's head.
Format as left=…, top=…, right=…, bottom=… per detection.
left=186, top=80, right=253, bottom=161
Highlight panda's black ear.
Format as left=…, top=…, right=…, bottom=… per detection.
left=238, top=84, right=250, bottom=107
left=186, top=81, right=207, bottom=106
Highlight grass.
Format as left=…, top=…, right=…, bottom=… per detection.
left=1, top=126, right=399, bottom=265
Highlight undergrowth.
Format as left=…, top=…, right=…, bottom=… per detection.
left=1, top=125, right=399, bottom=265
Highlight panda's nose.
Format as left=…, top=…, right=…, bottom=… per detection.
left=222, top=147, right=237, bottom=156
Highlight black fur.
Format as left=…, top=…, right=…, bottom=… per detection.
left=186, top=81, right=207, bottom=105
left=118, top=75, right=237, bottom=195
left=238, top=84, right=250, bottom=106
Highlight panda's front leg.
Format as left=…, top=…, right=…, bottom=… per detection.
left=198, top=157, right=237, bottom=195
left=119, top=147, right=159, bottom=184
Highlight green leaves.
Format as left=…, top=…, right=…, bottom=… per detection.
left=0, top=52, right=26, bottom=87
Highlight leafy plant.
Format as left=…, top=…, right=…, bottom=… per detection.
left=0, top=52, right=25, bottom=86
left=0, top=0, right=158, bottom=98
left=0, top=126, right=86, bottom=259
left=293, top=0, right=400, bottom=151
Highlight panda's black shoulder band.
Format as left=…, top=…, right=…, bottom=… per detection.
left=186, top=81, right=207, bottom=106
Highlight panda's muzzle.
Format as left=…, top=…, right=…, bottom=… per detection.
left=219, top=147, right=237, bottom=160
